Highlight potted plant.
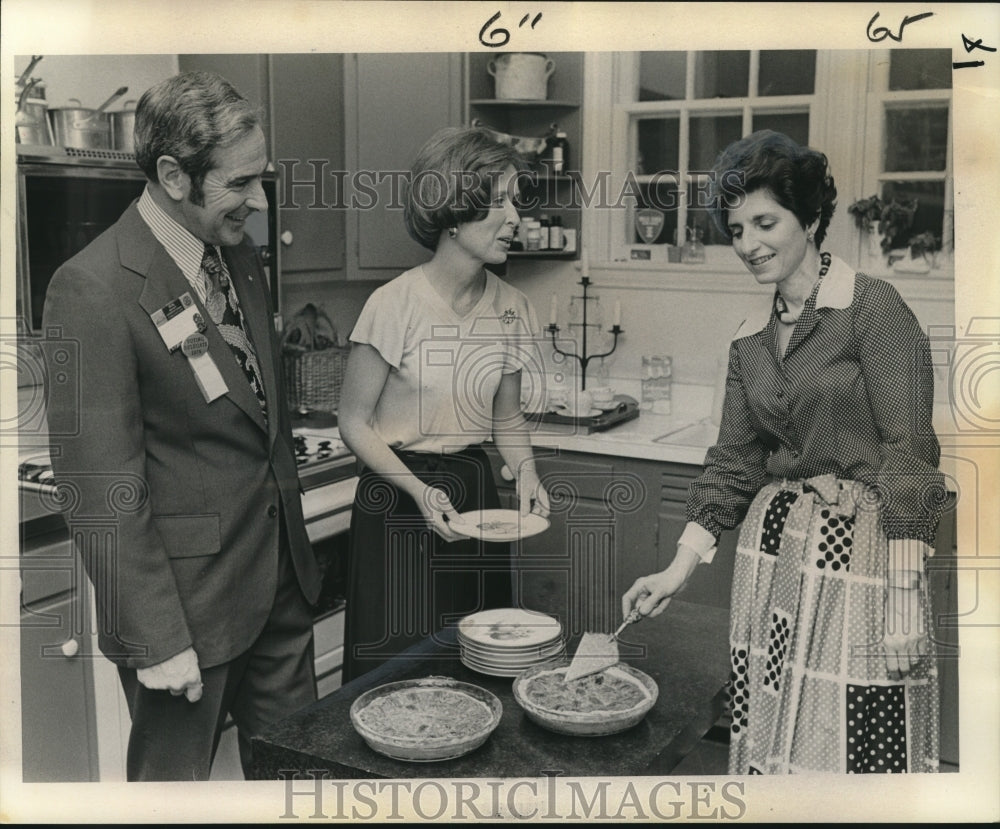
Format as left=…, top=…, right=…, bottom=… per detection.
left=893, top=230, right=940, bottom=274
left=847, top=194, right=919, bottom=258
left=877, top=197, right=919, bottom=255
left=847, top=194, right=885, bottom=256
left=847, top=194, right=884, bottom=236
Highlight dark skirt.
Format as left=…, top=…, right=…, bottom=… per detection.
left=342, top=444, right=513, bottom=682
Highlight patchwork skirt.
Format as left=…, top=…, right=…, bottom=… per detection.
left=727, top=474, right=939, bottom=774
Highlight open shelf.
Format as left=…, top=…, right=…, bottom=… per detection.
left=469, top=98, right=580, bottom=109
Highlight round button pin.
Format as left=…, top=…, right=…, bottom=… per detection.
left=182, top=332, right=209, bottom=358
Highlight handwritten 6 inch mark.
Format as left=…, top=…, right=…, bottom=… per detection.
left=479, top=10, right=543, bottom=48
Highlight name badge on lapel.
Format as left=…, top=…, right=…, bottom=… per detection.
left=150, top=292, right=229, bottom=403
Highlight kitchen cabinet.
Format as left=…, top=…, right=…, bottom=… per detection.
left=20, top=588, right=99, bottom=782
left=178, top=53, right=348, bottom=283
left=467, top=52, right=584, bottom=261
left=618, top=457, right=738, bottom=610
left=344, top=52, right=464, bottom=281
left=269, top=54, right=346, bottom=278
left=488, top=448, right=639, bottom=638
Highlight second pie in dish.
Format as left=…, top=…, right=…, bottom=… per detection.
left=350, top=677, right=502, bottom=762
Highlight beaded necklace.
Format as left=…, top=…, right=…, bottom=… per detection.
left=774, top=251, right=831, bottom=325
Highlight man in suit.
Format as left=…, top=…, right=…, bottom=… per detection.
left=42, top=71, right=320, bottom=781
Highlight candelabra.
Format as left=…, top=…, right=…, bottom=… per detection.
left=546, top=276, right=623, bottom=391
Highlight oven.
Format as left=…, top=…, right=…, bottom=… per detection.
left=15, top=145, right=281, bottom=335
left=293, top=426, right=358, bottom=697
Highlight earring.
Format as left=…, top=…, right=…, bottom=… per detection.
left=807, top=230, right=815, bottom=242
left=448, top=227, right=457, bottom=239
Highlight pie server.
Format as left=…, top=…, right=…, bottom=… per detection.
left=564, top=609, right=641, bottom=682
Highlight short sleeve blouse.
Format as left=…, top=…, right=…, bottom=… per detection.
left=350, top=266, right=541, bottom=453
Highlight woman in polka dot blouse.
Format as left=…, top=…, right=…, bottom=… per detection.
left=623, top=130, right=945, bottom=774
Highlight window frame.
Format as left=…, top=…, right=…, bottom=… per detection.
left=859, top=54, right=953, bottom=267
left=587, top=49, right=955, bottom=283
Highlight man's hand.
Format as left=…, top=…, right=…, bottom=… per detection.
left=137, top=647, right=203, bottom=702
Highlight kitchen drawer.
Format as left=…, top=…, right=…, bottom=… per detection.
left=316, top=669, right=343, bottom=699
left=314, top=606, right=345, bottom=657
left=536, top=452, right=619, bottom=502
left=316, top=644, right=344, bottom=677
left=20, top=530, right=78, bottom=607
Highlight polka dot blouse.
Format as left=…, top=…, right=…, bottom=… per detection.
left=686, top=255, right=945, bottom=546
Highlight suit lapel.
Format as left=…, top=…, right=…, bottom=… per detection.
left=121, top=205, right=268, bottom=434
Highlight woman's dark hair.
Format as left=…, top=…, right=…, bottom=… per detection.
left=404, top=127, right=529, bottom=251
left=709, top=130, right=838, bottom=247
left=134, top=71, right=263, bottom=206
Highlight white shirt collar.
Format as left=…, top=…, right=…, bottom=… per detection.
left=137, top=187, right=224, bottom=300
left=731, top=253, right=856, bottom=340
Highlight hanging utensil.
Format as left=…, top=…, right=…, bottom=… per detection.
left=16, top=55, right=44, bottom=89
left=92, top=86, right=129, bottom=116
left=563, top=609, right=641, bottom=682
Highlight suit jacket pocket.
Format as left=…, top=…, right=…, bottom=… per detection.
left=153, top=513, right=222, bottom=558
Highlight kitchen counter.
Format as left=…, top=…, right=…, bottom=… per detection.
left=247, top=599, right=730, bottom=780
left=522, top=381, right=961, bottom=481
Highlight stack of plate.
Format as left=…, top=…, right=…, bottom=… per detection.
left=458, top=608, right=564, bottom=677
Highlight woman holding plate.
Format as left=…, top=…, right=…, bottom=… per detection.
left=622, top=130, right=945, bottom=774
left=339, top=127, right=551, bottom=682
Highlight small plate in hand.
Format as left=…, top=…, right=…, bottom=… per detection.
left=451, top=508, right=550, bottom=541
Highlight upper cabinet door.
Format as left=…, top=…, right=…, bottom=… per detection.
left=270, top=54, right=346, bottom=276
left=346, top=53, right=463, bottom=279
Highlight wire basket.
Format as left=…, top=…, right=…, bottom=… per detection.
left=283, top=345, right=349, bottom=414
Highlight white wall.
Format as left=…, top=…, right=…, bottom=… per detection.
left=503, top=254, right=955, bottom=400
left=14, top=54, right=178, bottom=110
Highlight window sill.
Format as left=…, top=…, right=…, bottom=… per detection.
left=587, top=257, right=954, bottom=302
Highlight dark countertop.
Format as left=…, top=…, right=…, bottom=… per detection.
left=249, top=599, right=730, bottom=780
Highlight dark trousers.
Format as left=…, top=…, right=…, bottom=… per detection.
left=116, top=538, right=315, bottom=781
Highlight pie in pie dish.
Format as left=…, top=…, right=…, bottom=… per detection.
left=350, top=677, right=503, bottom=762
left=522, top=666, right=651, bottom=713
left=513, top=660, right=658, bottom=736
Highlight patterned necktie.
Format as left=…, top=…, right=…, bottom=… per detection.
left=201, top=245, right=268, bottom=419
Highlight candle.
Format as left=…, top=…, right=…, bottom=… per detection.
left=613, top=300, right=621, bottom=327
left=580, top=249, right=590, bottom=278
left=549, top=293, right=558, bottom=326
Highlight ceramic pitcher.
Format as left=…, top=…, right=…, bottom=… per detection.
left=487, top=53, right=555, bottom=100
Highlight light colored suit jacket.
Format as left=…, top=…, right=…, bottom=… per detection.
left=43, top=201, right=319, bottom=670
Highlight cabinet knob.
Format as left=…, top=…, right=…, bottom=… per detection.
left=280, top=230, right=294, bottom=246
left=500, top=464, right=515, bottom=482
left=59, top=638, right=79, bottom=658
